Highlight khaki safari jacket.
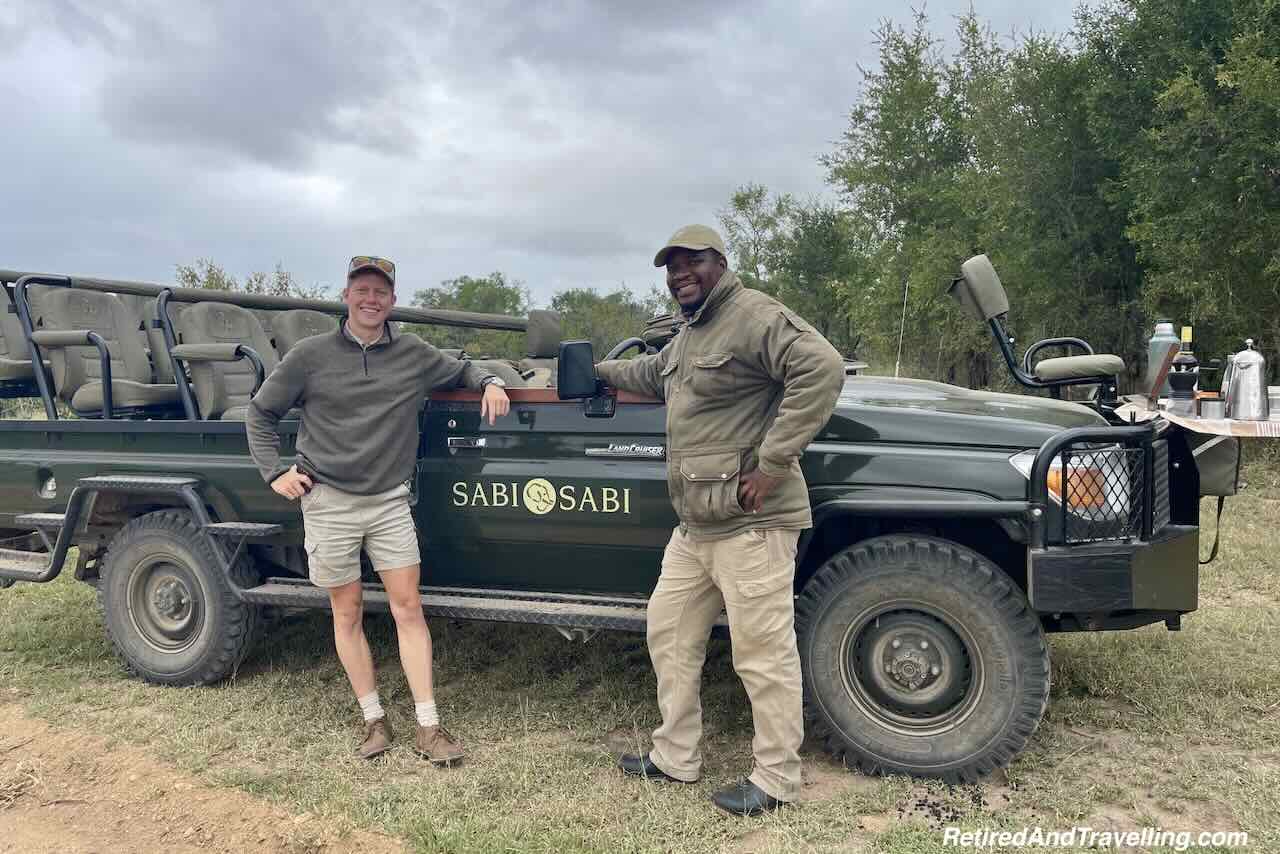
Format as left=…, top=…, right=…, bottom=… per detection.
left=596, top=271, right=844, bottom=540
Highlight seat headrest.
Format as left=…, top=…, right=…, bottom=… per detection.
left=272, top=309, right=336, bottom=355
left=950, top=254, right=1011, bottom=322
left=526, top=310, right=562, bottom=359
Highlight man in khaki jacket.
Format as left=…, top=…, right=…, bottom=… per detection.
left=597, top=225, right=844, bottom=815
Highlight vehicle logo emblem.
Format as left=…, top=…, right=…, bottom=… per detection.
left=584, top=443, right=665, bottom=459
left=522, top=478, right=557, bottom=515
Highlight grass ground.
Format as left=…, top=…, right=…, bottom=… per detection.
left=2, top=464, right=1277, bottom=853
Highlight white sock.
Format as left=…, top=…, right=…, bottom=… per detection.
left=358, top=691, right=384, bottom=722
left=415, top=701, right=439, bottom=728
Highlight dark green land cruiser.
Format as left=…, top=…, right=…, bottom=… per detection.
left=0, top=256, right=1215, bottom=783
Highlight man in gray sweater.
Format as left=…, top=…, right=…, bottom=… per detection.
left=246, top=255, right=510, bottom=764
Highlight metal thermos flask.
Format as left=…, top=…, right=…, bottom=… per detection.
left=1146, top=320, right=1179, bottom=398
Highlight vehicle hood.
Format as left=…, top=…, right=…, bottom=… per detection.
left=821, top=375, right=1107, bottom=449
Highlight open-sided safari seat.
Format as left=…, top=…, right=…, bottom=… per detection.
left=0, top=293, right=48, bottom=397
left=270, top=309, right=336, bottom=357
left=117, top=293, right=190, bottom=383
left=31, top=289, right=182, bottom=418
left=949, top=254, right=1125, bottom=401
left=517, top=309, right=561, bottom=387
left=174, top=302, right=279, bottom=421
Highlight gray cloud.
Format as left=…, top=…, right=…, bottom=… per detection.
left=93, top=2, right=428, bottom=166
left=1, top=0, right=1078, bottom=305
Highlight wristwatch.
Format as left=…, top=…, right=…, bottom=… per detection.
left=481, top=375, right=506, bottom=390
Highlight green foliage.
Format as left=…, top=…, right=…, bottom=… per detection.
left=717, top=183, right=793, bottom=294
left=1081, top=0, right=1280, bottom=372
left=551, top=286, right=670, bottom=357
left=723, top=1, right=1280, bottom=388
left=406, top=272, right=531, bottom=359
left=175, top=259, right=326, bottom=299
left=718, top=187, right=866, bottom=358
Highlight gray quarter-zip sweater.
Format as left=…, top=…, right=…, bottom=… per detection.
left=246, top=322, right=492, bottom=494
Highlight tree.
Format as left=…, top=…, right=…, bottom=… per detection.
left=175, top=259, right=327, bottom=299
left=807, top=10, right=1152, bottom=386
left=821, top=12, right=981, bottom=381
left=408, top=273, right=531, bottom=359
left=719, top=186, right=867, bottom=359
left=551, top=286, right=670, bottom=357
left=718, top=184, right=793, bottom=294
left=1080, top=0, right=1280, bottom=376
left=175, top=259, right=239, bottom=292
left=772, top=201, right=868, bottom=358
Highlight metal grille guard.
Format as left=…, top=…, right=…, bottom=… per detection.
left=1028, top=424, right=1157, bottom=549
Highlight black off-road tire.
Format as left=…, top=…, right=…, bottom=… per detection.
left=796, top=534, right=1050, bottom=782
left=97, top=510, right=261, bottom=685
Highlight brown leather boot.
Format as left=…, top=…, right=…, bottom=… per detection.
left=357, top=717, right=393, bottom=760
left=415, top=724, right=464, bottom=766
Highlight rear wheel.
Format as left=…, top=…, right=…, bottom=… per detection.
left=796, top=534, right=1049, bottom=782
left=98, top=510, right=260, bottom=685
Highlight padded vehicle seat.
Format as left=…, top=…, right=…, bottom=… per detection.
left=176, top=302, right=279, bottom=420
left=35, top=290, right=181, bottom=416
left=641, top=313, right=681, bottom=351
left=271, top=309, right=336, bottom=356
left=0, top=295, right=47, bottom=387
left=517, top=309, right=561, bottom=387
left=1033, top=354, right=1125, bottom=382
left=118, top=294, right=188, bottom=383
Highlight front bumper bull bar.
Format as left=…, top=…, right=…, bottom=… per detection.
left=1025, top=424, right=1197, bottom=615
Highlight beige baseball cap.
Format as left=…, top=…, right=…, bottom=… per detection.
left=653, top=224, right=727, bottom=267
left=347, top=255, right=396, bottom=287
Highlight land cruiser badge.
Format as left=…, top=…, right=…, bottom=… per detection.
left=584, top=443, right=665, bottom=459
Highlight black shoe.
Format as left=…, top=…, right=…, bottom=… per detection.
left=711, top=779, right=786, bottom=816
left=618, top=752, right=690, bottom=783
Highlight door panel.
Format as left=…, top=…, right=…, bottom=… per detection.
left=417, top=394, right=674, bottom=595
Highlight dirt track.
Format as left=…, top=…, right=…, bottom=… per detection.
left=0, top=704, right=405, bottom=854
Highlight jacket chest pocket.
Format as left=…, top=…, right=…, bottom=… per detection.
left=691, top=352, right=738, bottom=397
left=661, top=357, right=680, bottom=399
left=676, top=449, right=744, bottom=524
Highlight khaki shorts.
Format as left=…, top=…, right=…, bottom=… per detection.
left=300, top=482, right=421, bottom=588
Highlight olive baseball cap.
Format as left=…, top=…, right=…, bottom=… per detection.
left=347, top=255, right=396, bottom=287
left=653, top=224, right=727, bottom=267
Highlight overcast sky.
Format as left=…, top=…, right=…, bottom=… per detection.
left=2, top=1, right=1077, bottom=307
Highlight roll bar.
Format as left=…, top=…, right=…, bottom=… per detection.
left=0, top=269, right=528, bottom=332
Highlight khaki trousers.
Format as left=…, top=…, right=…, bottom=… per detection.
left=646, top=526, right=803, bottom=802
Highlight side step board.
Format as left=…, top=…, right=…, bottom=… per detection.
left=239, top=578, right=728, bottom=634
left=1, top=475, right=205, bottom=585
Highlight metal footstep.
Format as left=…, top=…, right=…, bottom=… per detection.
left=236, top=577, right=705, bottom=634
left=15, top=513, right=67, bottom=530
left=204, top=522, right=283, bottom=539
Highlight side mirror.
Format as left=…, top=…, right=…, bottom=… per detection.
left=557, top=340, right=599, bottom=399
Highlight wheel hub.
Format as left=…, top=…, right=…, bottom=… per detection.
left=847, top=609, right=973, bottom=724
left=151, top=578, right=190, bottom=620
left=886, top=642, right=940, bottom=691
left=128, top=559, right=204, bottom=653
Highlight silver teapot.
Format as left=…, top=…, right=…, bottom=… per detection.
left=1225, top=339, right=1269, bottom=420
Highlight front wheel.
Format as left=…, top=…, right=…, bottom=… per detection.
left=796, top=534, right=1049, bottom=782
left=98, top=510, right=261, bottom=685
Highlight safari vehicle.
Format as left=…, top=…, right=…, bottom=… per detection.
left=0, top=257, right=1214, bottom=783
